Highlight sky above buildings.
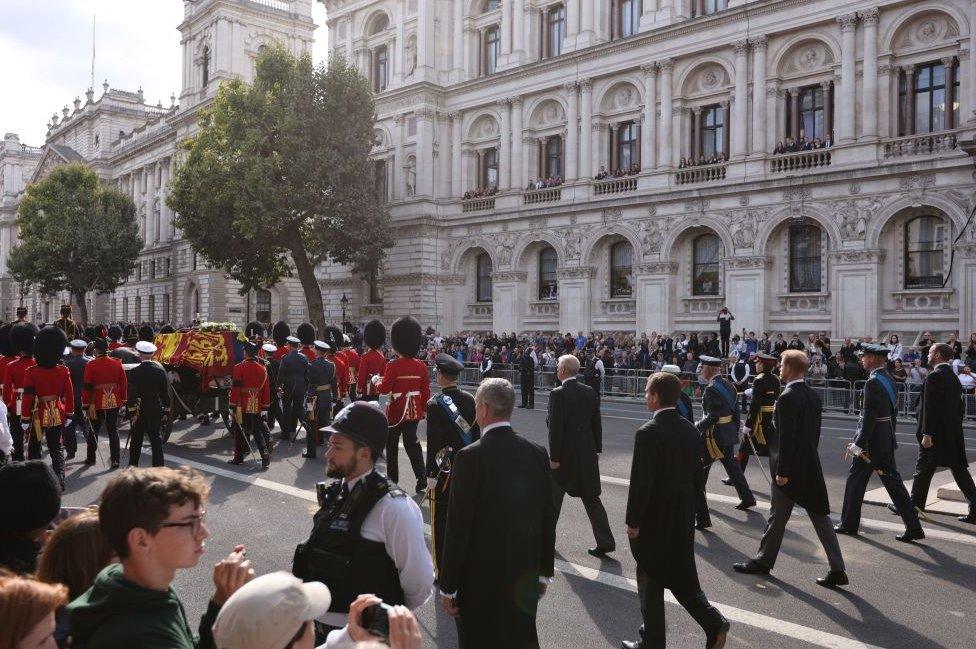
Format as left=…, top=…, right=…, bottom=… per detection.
left=1, top=0, right=329, bottom=145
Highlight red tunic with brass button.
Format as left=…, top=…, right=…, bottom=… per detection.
left=108, top=341, right=123, bottom=351
left=272, top=346, right=289, bottom=362
left=338, top=348, right=360, bottom=391
left=82, top=355, right=128, bottom=412
left=21, top=365, right=73, bottom=428
left=329, top=352, right=348, bottom=400
left=300, top=346, right=317, bottom=363
left=357, top=349, right=387, bottom=397
left=374, top=356, right=430, bottom=425
left=229, top=358, right=271, bottom=414
left=0, top=355, right=9, bottom=395
left=5, top=356, right=36, bottom=413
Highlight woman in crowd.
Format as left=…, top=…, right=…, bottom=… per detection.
left=891, top=358, right=909, bottom=384
left=966, top=333, right=976, bottom=368
left=0, top=573, right=68, bottom=649
left=36, top=509, right=116, bottom=648
left=887, top=334, right=903, bottom=364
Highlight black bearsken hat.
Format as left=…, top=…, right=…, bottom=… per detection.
left=322, top=326, right=343, bottom=352
left=10, top=322, right=39, bottom=355
left=245, top=321, right=265, bottom=340
left=390, top=316, right=422, bottom=358
left=138, top=324, right=155, bottom=342
left=296, top=322, right=316, bottom=346
left=271, top=321, right=290, bottom=346
left=363, top=319, right=386, bottom=350
left=34, top=326, right=68, bottom=369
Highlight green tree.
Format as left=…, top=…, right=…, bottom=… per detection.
left=9, top=163, right=142, bottom=326
left=167, top=47, right=391, bottom=332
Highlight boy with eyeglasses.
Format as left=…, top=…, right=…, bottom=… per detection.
left=67, top=466, right=253, bottom=648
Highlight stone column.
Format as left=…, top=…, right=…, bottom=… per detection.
left=145, top=164, right=156, bottom=244
left=944, top=56, right=957, bottom=130
left=721, top=101, right=731, bottom=156
left=564, top=82, right=579, bottom=180
left=790, top=89, right=800, bottom=140
left=904, top=65, right=916, bottom=135
left=417, top=0, right=433, bottom=78
left=393, top=115, right=405, bottom=199
left=838, top=13, right=858, bottom=143
left=579, top=79, right=594, bottom=178
left=566, top=0, right=580, bottom=47
left=751, top=36, right=768, bottom=154
left=822, top=81, right=834, bottom=137
left=501, top=0, right=513, bottom=57
left=766, top=83, right=780, bottom=151
left=498, top=98, right=512, bottom=189
left=510, top=97, right=524, bottom=187
left=418, top=108, right=435, bottom=196
left=451, top=111, right=462, bottom=196
left=579, top=0, right=595, bottom=47
left=691, top=107, right=701, bottom=160
left=970, top=0, right=976, bottom=123
left=733, top=39, right=750, bottom=158
left=395, top=0, right=406, bottom=83
left=513, top=0, right=525, bottom=59
left=957, top=241, right=976, bottom=337
left=860, top=8, right=880, bottom=139
left=438, top=113, right=453, bottom=198
left=641, top=63, right=658, bottom=170
left=160, top=159, right=170, bottom=241
left=460, top=149, right=472, bottom=193
left=522, top=137, right=534, bottom=183
left=658, top=59, right=674, bottom=169
left=453, top=1, right=465, bottom=80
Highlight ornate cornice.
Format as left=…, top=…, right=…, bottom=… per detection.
left=557, top=266, right=596, bottom=280
left=829, top=249, right=886, bottom=264
left=637, top=262, right=678, bottom=275
left=733, top=39, right=750, bottom=56
left=954, top=241, right=976, bottom=258
left=658, top=58, right=674, bottom=73
left=491, top=270, right=527, bottom=282
left=724, top=255, right=772, bottom=270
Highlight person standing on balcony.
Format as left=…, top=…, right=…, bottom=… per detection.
left=717, top=307, right=734, bottom=358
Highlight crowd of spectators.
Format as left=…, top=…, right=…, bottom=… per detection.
left=678, top=152, right=730, bottom=168
left=773, top=135, right=832, bottom=154
left=594, top=163, right=641, bottom=180
left=461, top=185, right=498, bottom=200
left=525, top=176, right=564, bottom=190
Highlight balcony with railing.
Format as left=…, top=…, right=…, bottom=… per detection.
left=883, top=131, right=959, bottom=160
left=593, top=176, right=637, bottom=195
left=523, top=186, right=562, bottom=205
left=769, top=149, right=832, bottom=173
left=675, top=163, right=727, bottom=185
left=461, top=196, right=496, bottom=213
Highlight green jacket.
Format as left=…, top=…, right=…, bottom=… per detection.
left=66, top=564, right=219, bottom=649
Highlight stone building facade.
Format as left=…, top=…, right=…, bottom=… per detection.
left=320, top=0, right=976, bottom=344
left=0, top=0, right=316, bottom=326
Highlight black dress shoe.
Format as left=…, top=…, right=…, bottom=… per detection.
left=110, top=461, right=119, bottom=470
left=895, top=529, right=925, bottom=543
left=261, top=452, right=271, bottom=469
left=734, top=500, right=757, bottom=511
left=83, top=457, right=96, bottom=466
left=621, top=641, right=642, bottom=649
left=816, top=570, right=849, bottom=588
left=587, top=547, right=614, bottom=558
left=958, top=514, right=976, bottom=524
left=301, top=452, right=315, bottom=459
left=732, top=561, right=769, bottom=575
left=227, top=457, right=244, bottom=465
left=833, top=525, right=858, bottom=536
left=706, top=619, right=730, bottom=649
left=721, top=478, right=732, bottom=486
left=696, top=519, right=713, bottom=530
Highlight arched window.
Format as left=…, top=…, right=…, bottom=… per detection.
left=613, top=121, right=638, bottom=172
left=202, top=46, right=210, bottom=87
left=483, top=26, right=500, bottom=76
left=692, top=234, right=721, bottom=296
left=789, top=224, right=822, bottom=293
left=904, top=215, right=946, bottom=289
left=539, top=247, right=558, bottom=300
left=368, top=13, right=390, bottom=35
left=612, top=0, right=643, bottom=39
left=372, top=45, right=389, bottom=92
left=255, top=289, right=272, bottom=322
left=698, top=105, right=726, bottom=159
left=610, top=242, right=634, bottom=297
left=476, top=253, right=493, bottom=302
left=482, top=0, right=501, bottom=12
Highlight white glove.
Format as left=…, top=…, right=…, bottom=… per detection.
left=427, top=477, right=437, bottom=491
left=370, top=374, right=382, bottom=386
left=65, top=418, right=73, bottom=428
left=306, top=402, right=314, bottom=412
left=260, top=410, right=268, bottom=419
left=21, top=422, right=29, bottom=432
left=848, top=443, right=863, bottom=456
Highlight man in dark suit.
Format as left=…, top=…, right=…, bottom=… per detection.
left=440, top=378, right=555, bottom=649
left=277, top=335, right=309, bottom=441
left=906, top=343, right=976, bottom=524
left=732, top=350, right=847, bottom=588
left=125, top=341, right=171, bottom=467
left=622, top=372, right=729, bottom=649
left=519, top=345, right=536, bottom=409
left=548, top=354, right=615, bottom=556
left=837, top=344, right=924, bottom=542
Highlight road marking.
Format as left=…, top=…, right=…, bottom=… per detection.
left=168, top=452, right=884, bottom=649
left=556, top=560, right=886, bottom=649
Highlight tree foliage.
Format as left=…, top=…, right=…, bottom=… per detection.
left=167, top=47, right=391, bottom=331
left=9, top=163, right=142, bottom=325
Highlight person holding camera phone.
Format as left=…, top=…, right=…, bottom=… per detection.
left=292, top=401, right=433, bottom=643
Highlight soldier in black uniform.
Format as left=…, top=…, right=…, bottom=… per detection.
left=696, top=356, right=756, bottom=528
left=518, top=345, right=536, bottom=409
left=125, top=340, right=171, bottom=467
left=425, top=353, right=480, bottom=575
left=836, top=344, right=924, bottom=542
left=62, top=339, right=92, bottom=461
left=278, top=335, right=309, bottom=441
left=304, top=340, right=337, bottom=459
left=54, top=304, right=79, bottom=340
left=735, top=352, right=780, bottom=473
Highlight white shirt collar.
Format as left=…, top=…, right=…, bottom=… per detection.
left=342, top=467, right=375, bottom=490
left=481, top=421, right=511, bottom=434
left=561, top=376, right=577, bottom=382
left=653, top=407, right=676, bottom=417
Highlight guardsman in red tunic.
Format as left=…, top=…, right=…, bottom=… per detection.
left=82, top=338, right=128, bottom=468
left=296, top=322, right=317, bottom=363
left=22, top=327, right=73, bottom=490
left=229, top=342, right=273, bottom=468
left=338, top=334, right=361, bottom=404
left=321, top=326, right=348, bottom=416
left=358, top=319, right=387, bottom=403
left=372, top=317, right=430, bottom=494
left=6, top=322, right=38, bottom=461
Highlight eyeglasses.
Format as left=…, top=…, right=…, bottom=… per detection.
left=159, top=511, right=207, bottom=536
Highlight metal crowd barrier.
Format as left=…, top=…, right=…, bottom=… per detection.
left=424, top=360, right=976, bottom=421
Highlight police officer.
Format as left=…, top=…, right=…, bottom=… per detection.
left=304, top=340, right=337, bottom=460
left=730, top=353, right=752, bottom=413
left=836, top=344, right=924, bottom=542
left=696, top=356, right=756, bottom=523
left=425, top=353, right=480, bottom=575
left=278, top=335, right=309, bottom=441
left=82, top=338, right=127, bottom=468
left=518, top=344, right=536, bottom=409
left=292, top=402, right=433, bottom=642
left=229, top=342, right=272, bottom=469
left=126, top=340, right=171, bottom=467
left=62, top=339, right=91, bottom=461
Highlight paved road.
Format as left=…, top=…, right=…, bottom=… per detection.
left=60, top=392, right=976, bottom=649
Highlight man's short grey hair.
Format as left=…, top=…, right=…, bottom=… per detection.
left=557, top=354, right=580, bottom=376
left=475, top=378, right=516, bottom=418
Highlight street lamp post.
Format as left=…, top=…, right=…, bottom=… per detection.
left=340, top=293, right=349, bottom=331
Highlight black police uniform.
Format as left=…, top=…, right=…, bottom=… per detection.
left=425, top=354, right=480, bottom=574
left=519, top=351, right=536, bottom=408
